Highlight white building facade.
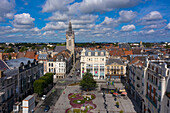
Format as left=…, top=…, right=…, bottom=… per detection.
left=80, top=49, right=109, bottom=79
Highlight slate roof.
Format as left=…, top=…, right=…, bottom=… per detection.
left=85, top=50, right=106, bottom=56
left=5, top=57, right=34, bottom=68
left=0, top=59, right=9, bottom=71
left=38, top=54, right=48, bottom=60
left=54, top=46, right=66, bottom=53
left=106, top=58, right=124, bottom=65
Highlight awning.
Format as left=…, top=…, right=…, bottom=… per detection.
left=119, top=89, right=126, bottom=92
left=113, top=92, right=118, bottom=95
left=121, top=92, right=127, bottom=95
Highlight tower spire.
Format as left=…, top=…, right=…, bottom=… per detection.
left=68, top=21, right=72, bottom=31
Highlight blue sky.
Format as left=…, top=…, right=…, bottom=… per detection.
left=0, top=0, right=170, bottom=43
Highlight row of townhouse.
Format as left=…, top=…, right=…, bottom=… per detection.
left=0, top=58, right=43, bottom=113
left=80, top=49, right=126, bottom=80
left=38, top=50, right=73, bottom=82
left=128, top=56, right=170, bottom=113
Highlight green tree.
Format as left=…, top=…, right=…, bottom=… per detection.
left=80, top=71, right=97, bottom=91
left=8, top=55, right=11, bottom=60
left=33, top=79, right=47, bottom=96
left=19, top=47, right=28, bottom=52
left=4, top=48, right=15, bottom=53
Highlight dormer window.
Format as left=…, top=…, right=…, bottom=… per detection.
left=88, top=52, right=91, bottom=56
left=101, top=52, right=104, bottom=56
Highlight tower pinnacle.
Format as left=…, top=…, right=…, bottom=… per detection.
left=68, top=21, right=72, bottom=31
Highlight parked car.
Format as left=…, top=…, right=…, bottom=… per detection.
left=44, top=105, right=50, bottom=112
left=41, top=95, right=46, bottom=100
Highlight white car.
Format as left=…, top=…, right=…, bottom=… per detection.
left=41, top=95, right=46, bottom=100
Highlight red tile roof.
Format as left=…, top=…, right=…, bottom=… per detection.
left=25, top=51, right=36, bottom=59
left=124, top=50, right=133, bottom=55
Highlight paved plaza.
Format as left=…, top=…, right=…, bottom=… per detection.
left=50, top=85, right=137, bottom=113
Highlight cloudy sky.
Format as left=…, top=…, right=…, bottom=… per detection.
left=0, top=0, right=170, bottom=43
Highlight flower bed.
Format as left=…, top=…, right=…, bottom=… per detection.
left=66, top=93, right=96, bottom=113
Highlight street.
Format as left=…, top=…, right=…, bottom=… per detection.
left=34, top=59, right=81, bottom=113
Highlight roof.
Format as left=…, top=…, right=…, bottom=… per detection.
left=129, top=56, right=146, bottom=65
left=85, top=49, right=106, bottom=56
left=106, top=58, right=124, bottom=65
left=109, top=48, right=124, bottom=56
left=132, top=48, right=142, bottom=54
left=5, top=57, right=35, bottom=68
left=17, top=52, right=25, bottom=58
left=124, top=50, right=133, bottom=55
left=51, top=50, right=71, bottom=62
left=25, top=51, right=36, bottom=59
left=38, top=54, right=48, bottom=59
left=23, top=95, right=34, bottom=101
left=54, top=46, right=66, bottom=53
left=0, top=59, right=9, bottom=71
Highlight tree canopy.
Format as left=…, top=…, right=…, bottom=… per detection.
left=80, top=71, right=97, bottom=91
left=33, top=73, right=53, bottom=96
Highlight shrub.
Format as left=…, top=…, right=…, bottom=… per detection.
left=120, top=110, right=124, bottom=113
left=116, top=102, right=119, bottom=106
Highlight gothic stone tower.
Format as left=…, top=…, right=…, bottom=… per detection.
left=66, top=21, right=75, bottom=55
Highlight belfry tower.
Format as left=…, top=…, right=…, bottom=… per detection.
left=66, top=21, right=75, bottom=55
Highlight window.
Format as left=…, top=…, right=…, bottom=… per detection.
left=49, top=63, right=50, bottom=67
left=167, top=100, right=169, bottom=107
left=95, top=52, right=98, bottom=56
left=88, top=52, right=91, bottom=56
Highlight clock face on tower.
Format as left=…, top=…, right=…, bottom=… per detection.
left=69, top=37, right=71, bottom=40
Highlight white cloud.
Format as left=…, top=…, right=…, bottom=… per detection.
left=118, top=10, right=137, bottom=23
left=166, top=23, right=170, bottom=30
left=121, top=24, right=136, bottom=31
left=79, top=0, right=140, bottom=13
left=0, top=0, right=15, bottom=21
left=143, top=23, right=166, bottom=29
left=12, top=13, right=35, bottom=28
left=71, top=15, right=98, bottom=24
left=30, top=27, right=40, bottom=32
left=142, top=11, right=162, bottom=20
left=5, top=12, right=14, bottom=19
left=42, top=22, right=67, bottom=31
left=42, top=0, right=74, bottom=12
left=43, top=31, right=56, bottom=35
left=47, top=12, right=68, bottom=21
left=146, top=29, right=155, bottom=34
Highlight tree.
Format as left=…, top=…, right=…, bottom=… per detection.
left=19, top=47, right=28, bottom=52
left=33, top=79, right=47, bottom=96
left=80, top=71, right=97, bottom=91
left=4, top=48, right=15, bottom=53
left=8, top=55, right=11, bottom=60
